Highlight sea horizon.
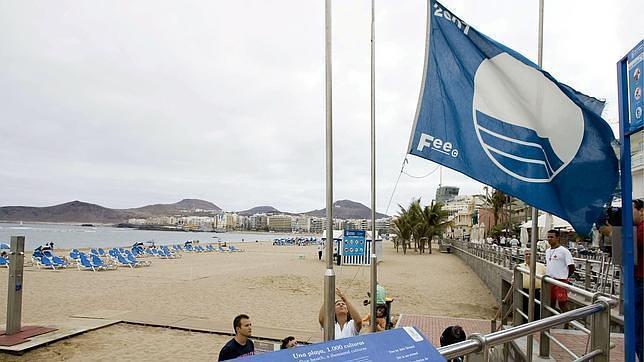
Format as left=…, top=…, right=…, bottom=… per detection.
left=0, top=222, right=318, bottom=251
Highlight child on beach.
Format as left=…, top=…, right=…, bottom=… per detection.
left=361, top=304, right=387, bottom=332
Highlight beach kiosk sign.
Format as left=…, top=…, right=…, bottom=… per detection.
left=343, top=229, right=366, bottom=257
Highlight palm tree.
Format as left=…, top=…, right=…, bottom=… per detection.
left=408, top=199, right=425, bottom=252
left=392, top=204, right=413, bottom=254
left=419, top=201, right=450, bottom=253
left=485, top=189, right=508, bottom=227
left=391, top=199, right=450, bottom=254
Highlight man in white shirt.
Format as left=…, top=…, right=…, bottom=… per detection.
left=545, top=230, right=575, bottom=313
left=509, top=236, right=520, bottom=248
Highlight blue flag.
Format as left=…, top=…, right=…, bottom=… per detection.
left=408, top=0, right=618, bottom=234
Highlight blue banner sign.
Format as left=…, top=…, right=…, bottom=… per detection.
left=627, top=40, right=644, bottom=132
left=343, top=229, right=366, bottom=257
left=246, top=326, right=445, bottom=361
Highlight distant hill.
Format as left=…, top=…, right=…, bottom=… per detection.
left=237, top=206, right=280, bottom=216
left=305, top=200, right=388, bottom=219
left=0, top=201, right=132, bottom=223
left=0, top=199, right=222, bottom=223
left=128, top=198, right=221, bottom=216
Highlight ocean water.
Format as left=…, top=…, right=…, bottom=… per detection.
left=0, top=222, right=317, bottom=251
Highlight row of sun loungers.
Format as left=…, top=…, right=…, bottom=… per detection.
left=178, top=244, right=243, bottom=253
left=23, top=242, right=243, bottom=272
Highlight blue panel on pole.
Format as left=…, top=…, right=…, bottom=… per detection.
left=343, top=230, right=366, bottom=257
left=246, top=326, right=445, bottom=361
left=627, top=40, right=644, bottom=132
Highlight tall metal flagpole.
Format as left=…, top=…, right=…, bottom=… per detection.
left=527, top=0, right=544, bottom=359
left=369, top=0, right=378, bottom=333
left=323, top=0, right=336, bottom=341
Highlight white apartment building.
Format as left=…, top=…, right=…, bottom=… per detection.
left=249, top=214, right=268, bottom=230
left=127, top=218, right=147, bottom=225
left=292, top=216, right=311, bottom=232
left=146, top=216, right=178, bottom=225
left=442, top=195, right=486, bottom=238
left=215, top=212, right=239, bottom=231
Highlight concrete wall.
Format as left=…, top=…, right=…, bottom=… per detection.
left=451, top=245, right=513, bottom=302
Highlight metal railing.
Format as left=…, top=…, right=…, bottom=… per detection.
left=442, top=240, right=620, bottom=361
left=449, top=240, right=621, bottom=299
left=437, top=266, right=617, bottom=361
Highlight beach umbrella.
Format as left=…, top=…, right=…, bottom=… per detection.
left=539, top=213, right=554, bottom=239
left=0, top=243, right=10, bottom=249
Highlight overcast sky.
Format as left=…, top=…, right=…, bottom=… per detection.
left=1, top=0, right=642, bottom=214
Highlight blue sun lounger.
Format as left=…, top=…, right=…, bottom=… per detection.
left=228, top=245, right=243, bottom=252
left=124, top=251, right=151, bottom=266
left=77, top=254, right=100, bottom=271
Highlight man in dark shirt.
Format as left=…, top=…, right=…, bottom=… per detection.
left=218, top=314, right=255, bottom=361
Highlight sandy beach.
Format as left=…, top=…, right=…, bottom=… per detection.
left=0, top=241, right=496, bottom=361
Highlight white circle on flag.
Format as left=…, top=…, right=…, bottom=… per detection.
left=472, top=53, right=585, bottom=183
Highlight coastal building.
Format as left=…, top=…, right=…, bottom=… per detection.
left=369, top=218, right=392, bottom=235
left=309, top=217, right=347, bottom=234
left=345, top=219, right=368, bottom=231
left=146, top=216, right=178, bottom=225
left=442, top=195, right=486, bottom=239
left=215, top=212, right=238, bottom=231
left=435, top=186, right=459, bottom=204
left=249, top=213, right=268, bottom=231
left=477, top=198, right=530, bottom=235
left=268, top=215, right=293, bottom=232
left=292, top=216, right=310, bottom=232
left=237, top=215, right=250, bottom=230
left=127, top=218, right=147, bottom=225
left=177, top=216, right=215, bottom=231
left=309, top=217, right=324, bottom=233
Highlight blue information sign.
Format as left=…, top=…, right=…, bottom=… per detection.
left=343, top=229, right=366, bottom=257
left=246, top=326, right=445, bottom=362
left=627, top=40, right=644, bottom=132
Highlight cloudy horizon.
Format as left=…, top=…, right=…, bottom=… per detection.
left=1, top=0, right=641, bottom=214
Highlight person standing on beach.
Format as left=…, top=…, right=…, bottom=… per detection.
left=545, top=230, right=575, bottom=314
left=318, top=242, right=323, bottom=261
left=318, top=288, right=362, bottom=339
left=218, top=314, right=255, bottom=361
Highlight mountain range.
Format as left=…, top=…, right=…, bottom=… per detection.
left=0, top=199, right=387, bottom=223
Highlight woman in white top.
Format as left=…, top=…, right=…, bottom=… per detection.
left=319, top=288, right=362, bottom=340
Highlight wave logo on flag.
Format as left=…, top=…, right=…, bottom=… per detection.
left=472, top=53, right=585, bottom=182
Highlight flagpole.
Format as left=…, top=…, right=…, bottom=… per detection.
left=526, top=0, right=544, bottom=359
left=323, top=0, right=336, bottom=341
left=369, top=0, right=378, bottom=333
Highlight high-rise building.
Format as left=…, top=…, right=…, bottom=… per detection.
left=268, top=215, right=293, bottom=232
left=435, top=186, right=459, bottom=204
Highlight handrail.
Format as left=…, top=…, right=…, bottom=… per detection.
left=449, top=240, right=620, bottom=298
left=515, top=266, right=595, bottom=299
left=444, top=240, right=619, bottom=360
left=438, top=300, right=613, bottom=359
